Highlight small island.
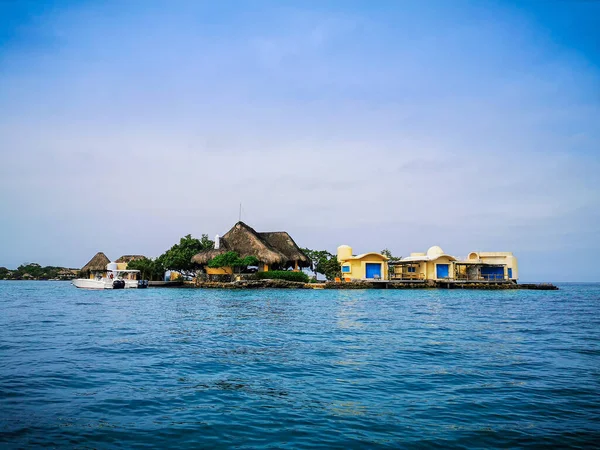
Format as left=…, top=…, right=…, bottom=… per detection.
left=2, top=221, right=557, bottom=290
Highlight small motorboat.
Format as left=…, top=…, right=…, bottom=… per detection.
left=72, top=262, right=147, bottom=290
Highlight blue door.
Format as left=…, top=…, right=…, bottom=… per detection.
left=436, top=264, right=449, bottom=279
left=481, top=266, right=504, bottom=281
left=365, top=263, right=381, bottom=279
left=508, top=268, right=513, bottom=279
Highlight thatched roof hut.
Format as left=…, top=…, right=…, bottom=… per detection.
left=58, top=268, right=78, bottom=276
left=259, top=232, right=310, bottom=266
left=115, top=255, right=146, bottom=264
left=80, top=252, right=110, bottom=273
left=192, top=221, right=310, bottom=269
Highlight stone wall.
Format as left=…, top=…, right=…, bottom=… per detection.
left=185, top=278, right=557, bottom=290
left=194, top=279, right=310, bottom=289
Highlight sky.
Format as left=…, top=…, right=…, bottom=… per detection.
left=0, top=0, right=599, bottom=281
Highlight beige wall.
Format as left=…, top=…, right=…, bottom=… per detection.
left=395, top=250, right=519, bottom=281
left=339, top=254, right=388, bottom=280
left=392, top=262, right=427, bottom=279
left=472, top=252, right=519, bottom=280
left=426, top=256, right=455, bottom=280
left=393, top=257, right=456, bottom=280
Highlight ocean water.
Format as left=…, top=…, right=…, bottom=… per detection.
left=1, top=282, right=599, bottom=449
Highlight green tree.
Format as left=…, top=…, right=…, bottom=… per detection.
left=302, top=248, right=323, bottom=278
left=16, top=263, right=43, bottom=279
left=301, top=248, right=341, bottom=281
left=12, top=263, right=66, bottom=280
left=126, top=257, right=165, bottom=281
left=199, top=234, right=214, bottom=249
left=160, top=234, right=214, bottom=276
left=381, top=248, right=402, bottom=262
left=208, top=251, right=259, bottom=273
left=2, top=264, right=75, bottom=280
left=0, top=267, right=10, bottom=279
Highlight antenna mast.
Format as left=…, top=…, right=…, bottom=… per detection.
left=239, top=203, right=242, bottom=222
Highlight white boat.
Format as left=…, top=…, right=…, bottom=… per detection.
left=72, top=262, right=147, bottom=290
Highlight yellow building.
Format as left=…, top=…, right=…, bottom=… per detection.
left=390, top=246, right=519, bottom=281
left=114, top=255, right=147, bottom=280
left=459, top=252, right=519, bottom=281
left=390, top=246, right=456, bottom=281
left=115, top=255, right=146, bottom=271
left=337, top=245, right=389, bottom=280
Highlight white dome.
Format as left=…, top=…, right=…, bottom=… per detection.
left=426, top=246, right=444, bottom=259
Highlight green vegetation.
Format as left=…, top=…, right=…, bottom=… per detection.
left=126, top=257, right=165, bottom=281
left=0, top=263, right=76, bottom=280
left=127, top=233, right=214, bottom=280
left=1, top=233, right=213, bottom=281
left=208, top=251, right=259, bottom=270
left=160, top=234, right=213, bottom=276
left=0, top=232, right=215, bottom=281
left=255, top=270, right=309, bottom=283
left=1, top=235, right=348, bottom=286
left=301, top=248, right=341, bottom=281
left=381, top=248, right=402, bottom=262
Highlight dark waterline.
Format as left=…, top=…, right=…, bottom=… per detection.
left=1, top=281, right=599, bottom=448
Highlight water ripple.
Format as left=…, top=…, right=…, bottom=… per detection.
left=1, top=281, right=599, bottom=448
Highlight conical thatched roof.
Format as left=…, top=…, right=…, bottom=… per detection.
left=80, top=252, right=110, bottom=272
left=192, top=221, right=310, bottom=268
left=115, top=255, right=146, bottom=263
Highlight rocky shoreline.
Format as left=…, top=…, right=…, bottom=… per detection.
left=189, top=279, right=558, bottom=290
left=194, top=279, right=311, bottom=289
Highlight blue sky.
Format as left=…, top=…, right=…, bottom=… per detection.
left=0, top=0, right=599, bottom=281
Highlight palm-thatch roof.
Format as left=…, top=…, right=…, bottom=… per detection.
left=259, top=232, right=310, bottom=266
left=80, top=252, right=110, bottom=272
left=191, top=221, right=310, bottom=268
left=59, top=268, right=79, bottom=276
left=115, top=255, right=146, bottom=263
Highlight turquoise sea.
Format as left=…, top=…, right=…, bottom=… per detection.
left=1, top=281, right=599, bottom=448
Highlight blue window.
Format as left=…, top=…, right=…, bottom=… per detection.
left=341, top=265, right=351, bottom=273
left=408, top=267, right=416, bottom=273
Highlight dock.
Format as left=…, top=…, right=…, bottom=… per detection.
left=325, top=280, right=558, bottom=290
